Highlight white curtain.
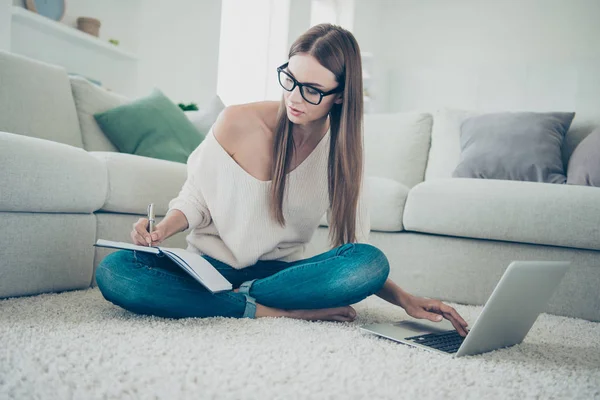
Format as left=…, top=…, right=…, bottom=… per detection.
left=310, top=0, right=354, bottom=30
left=217, top=0, right=291, bottom=106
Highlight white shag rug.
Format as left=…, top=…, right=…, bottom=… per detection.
left=1, top=288, right=599, bottom=400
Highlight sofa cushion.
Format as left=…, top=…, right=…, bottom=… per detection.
left=453, top=111, right=575, bottom=183
left=94, top=89, right=204, bottom=164
left=0, top=131, right=107, bottom=213
left=70, top=76, right=129, bottom=152
left=567, top=127, right=600, bottom=187
left=320, top=176, right=409, bottom=232
left=403, top=178, right=600, bottom=251
left=364, top=112, right=432, bottom=188
left=89, top=152, right=187, bottom=215
left=0, top=51, right=83, bottom=148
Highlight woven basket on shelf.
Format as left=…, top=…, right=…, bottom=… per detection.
left=77, top=17, right=101, bottom=37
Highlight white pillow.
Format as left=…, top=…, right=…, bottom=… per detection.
left=185, top=96, right=226, bottom=137
left=319, top=176, right=409, bottom=232
left=424, top=108, right=481, bottom=180
left=364, top=112, right=433, bottom=188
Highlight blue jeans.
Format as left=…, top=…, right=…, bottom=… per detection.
left=95, top=243, right=390, bottom=319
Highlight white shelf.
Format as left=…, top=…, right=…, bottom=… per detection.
left=11, top=6, right=138, bottom=61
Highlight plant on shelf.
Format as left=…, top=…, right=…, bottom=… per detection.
left=178, top=103, right=199, bottom=111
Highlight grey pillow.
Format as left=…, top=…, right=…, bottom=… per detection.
left=453, top=112, right=575, bottom=183
left=567, top=128, right=600, bottom=187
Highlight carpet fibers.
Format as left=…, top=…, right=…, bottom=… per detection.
left=1, top=288, right=599, bottom=399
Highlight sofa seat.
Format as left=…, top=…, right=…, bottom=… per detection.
left=0, top=132, right=107, bottom=213
left=404, top=178, right=600, bottom=251
left=90, top=152, right=186, bottom=215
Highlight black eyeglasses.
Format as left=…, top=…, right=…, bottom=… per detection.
left=277, top=62, right=343, bottom=105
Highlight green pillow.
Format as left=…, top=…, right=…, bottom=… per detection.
left=94, top=89, right=203, bottom=163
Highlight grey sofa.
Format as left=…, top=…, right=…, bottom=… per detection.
left=1, top=50, right=598, bottom=321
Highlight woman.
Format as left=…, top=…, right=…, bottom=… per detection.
left=96, top=24, right=468, bottom=336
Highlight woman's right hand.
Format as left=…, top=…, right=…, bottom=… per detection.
left=131, top=218, right=166, bottom=247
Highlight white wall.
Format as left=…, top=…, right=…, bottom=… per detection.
left=136, top=0, right=222, bottom=105
left=287, top=0, right=311, bottom=49
left=354, top=0, right=600, bottom=116
left=352, top=0, right=385, bottom=112
left=382, top=0, right=600, bottom=67
left=0, top=0, right=11, bottom=50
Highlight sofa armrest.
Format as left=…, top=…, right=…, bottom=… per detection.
left=0, top=131, right=107, bottom=213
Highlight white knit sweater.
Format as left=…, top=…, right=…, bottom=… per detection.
left=167, top=128, right=370, bottom=269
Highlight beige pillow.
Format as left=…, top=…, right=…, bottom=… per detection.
left=424, top=108, right=480, bottom=180
left=70, top=76, right=129, bottom=152
left=320, top=176, right=409, bottom=232
left=364, top=112, right=433, bottom=188
left=567, top=128, right=600, bottom=187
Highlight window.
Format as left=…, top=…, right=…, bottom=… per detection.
left=310, top=0, right=354, bottom=30
left=217, top=0, right=354, bottom=106
left=217, top=0, right=290, bottom=105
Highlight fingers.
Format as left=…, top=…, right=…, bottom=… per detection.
left=131, top=231, right=150, bottom=246
left=149, top=229, right=164, bottom=245
left=132, top=218, right=151, bottom=246
left=439, top=303, right=468, bottom=328
left=448, top=316, right=469, bottom=337
left=426, top=302, right=469, bottom=337
left=414, top=309, right=443, bottom=322
left=439, top=305, right=469, bottom=337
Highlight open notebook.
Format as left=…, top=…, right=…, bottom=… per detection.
left=94, top=239, right=233, bottom=293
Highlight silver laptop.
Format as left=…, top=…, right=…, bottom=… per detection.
left=360, top=261, right=571, bottom=357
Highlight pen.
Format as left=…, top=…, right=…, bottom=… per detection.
left=147, top=203, right=155, bottom=239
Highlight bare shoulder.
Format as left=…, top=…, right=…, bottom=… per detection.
left=212, top=104, right=257, bottom=156
left=253, top=101, right=280, bottom=131
left=212, top=102, right=279, bottom=155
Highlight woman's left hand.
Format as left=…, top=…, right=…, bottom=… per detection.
left=401, top=294, right=469, bottom=337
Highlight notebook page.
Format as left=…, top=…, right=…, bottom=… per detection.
left=160, top=247, right=232, bottom=292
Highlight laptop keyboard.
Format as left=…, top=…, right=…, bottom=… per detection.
left=405, top=331, right=465, bottom=353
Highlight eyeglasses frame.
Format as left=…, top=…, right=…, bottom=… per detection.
left=277, top=62, right=344, bottom=105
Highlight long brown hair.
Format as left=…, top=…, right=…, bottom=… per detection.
left=269, top=23, right=364, bottom=247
